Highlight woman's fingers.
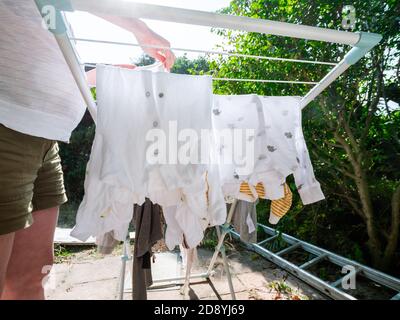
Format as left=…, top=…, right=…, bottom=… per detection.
left=153, top=50, right=166, bottom=63
left=155, top=49, right=175, bottom=71
left=164, top=50, right=176, bottom=71
left=140, top=42, right=175, bottom=71
left=149, top=48, right=174, bottom=71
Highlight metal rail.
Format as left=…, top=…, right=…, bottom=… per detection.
left=34, top=0, right=382, bottom=116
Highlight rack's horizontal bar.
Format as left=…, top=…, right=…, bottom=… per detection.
left=70, top=37, right=338, bottom=66
left=61, top=0, right=361, bottom=45
left=81, top=63, right=317, bottom=84
left=124, top=272, right=212, bottom=293
left=152, top=272, right=210, bottom=284
left=214, top=77, right=317, bottom=84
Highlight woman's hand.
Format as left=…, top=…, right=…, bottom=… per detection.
left=95, top=15, right=175, bottom=71
left=134, top=27, right=175, bottom=71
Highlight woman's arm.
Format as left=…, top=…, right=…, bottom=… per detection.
left=95, top=14, right=175, bottom=70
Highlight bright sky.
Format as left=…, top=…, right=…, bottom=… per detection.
left=66, top=0, right=231, bottom=64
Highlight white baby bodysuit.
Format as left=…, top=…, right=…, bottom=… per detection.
left=212, top=95, right=298, bottom=201
left=254, top=95, right=324, bottom=205
left=72, top=64, right=227, bottom=243
left=255, top=97, right=299, bottom=172
left=211, top=94, right=324, bottom=205
left=72, top=64, right=165, bottom=241
left=212, top=95, right=262, bottom=199
left=292, top=105, right=325, bottom=204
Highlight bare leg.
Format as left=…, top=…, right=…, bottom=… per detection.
left=0, top=232, right=15, bottom=297
left=2, top=207, right=58, bottom=300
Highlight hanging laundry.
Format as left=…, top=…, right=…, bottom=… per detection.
left=132, top=198, right=163, bottom=300
left=269, top=183, right=293, bottom=224
left=212, top=94, right=271, bottom=201
left=72, top=64, right=226, bottom=247
left=211, top=94, right=324, bottom=230
left=250, top=96, right=300, bottom=199
left=72, top=64, right=324, bottom=257
left=212, top=94, right=324, bottom=205
left=231, top=200, right=258, bottom=243
left=71, top=63, right=165, bottom=241
left=96, top=230, right=121, bottom=255
left=259, top=96, right=324, bottom=205
left=239, top=181, right=293, bottom=225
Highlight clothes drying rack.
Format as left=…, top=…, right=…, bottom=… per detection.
left=34, top=0, right=382, bottom=300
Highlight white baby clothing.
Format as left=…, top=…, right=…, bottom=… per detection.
left=73, top=63, right=324, bottom=245
left=72, top=64, right=227, bottom=243
left=212, top=94, right=266, bottom=200
left=211, top=94, right=324, bottom=206
left=260, top=96, right=324, bottom=205
left=212, top=95, right=296, bottom=201
left=252, top=96, right=300, bottom=198
left=292, top=107, right=325, bottom=204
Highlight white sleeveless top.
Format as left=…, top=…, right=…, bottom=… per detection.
left=0, top=0, right=86, bottom=142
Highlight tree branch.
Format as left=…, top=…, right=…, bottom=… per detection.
left=361, top=56, right=384, bottom=143
left=383, top=183, right=400, bottom=262
left=333, top=192, right=365, bottom=218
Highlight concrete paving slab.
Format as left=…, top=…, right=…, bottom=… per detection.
left=46, top=247, right=326, bottom=300
left=67, top=256, right=121, bottom=285
left=236, top=271, right=270, bottom=290
left=124, top=251, right=183, bottom=292
left=50, top=279, right=118, bottom=300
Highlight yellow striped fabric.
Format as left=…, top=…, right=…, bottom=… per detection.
left=239, top=181, right=293, bottom=219
left=270, top=183, right=293, bottom=218
left=239, top=182, right=266, bottom=198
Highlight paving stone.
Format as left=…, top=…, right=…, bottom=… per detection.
left=44, top=264, right=72, bottom=298
left=50, top=278, right=118, bottom=300
left=46, top=248, right=326, bottom=300
left=197, top=275, right=246, bottom=298
left=67, top=256, right=121, bottom=285
left=236, top=271, right=270, bottom=289
left=226, top=251, right=273, bottom=274
left=148, top=288, right=187, bottom=300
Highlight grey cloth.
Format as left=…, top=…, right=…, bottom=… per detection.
left=132, top=198, right=162, bottom=300
left=231, top=200, right=258, bottom=243
left=96, top=231, right=121, bottom=255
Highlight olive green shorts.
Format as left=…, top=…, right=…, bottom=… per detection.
left=0, top=124, right=67, bottom=235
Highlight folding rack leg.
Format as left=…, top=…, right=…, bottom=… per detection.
left=206, top=199, right=237, bottom=275
left=203, top=199, right=238, bottom=300
left=215, top=225, right=236, bottom=300
left=120, top=201, right=239, bottom=299
left=118, top=237, right=131, bottom=300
